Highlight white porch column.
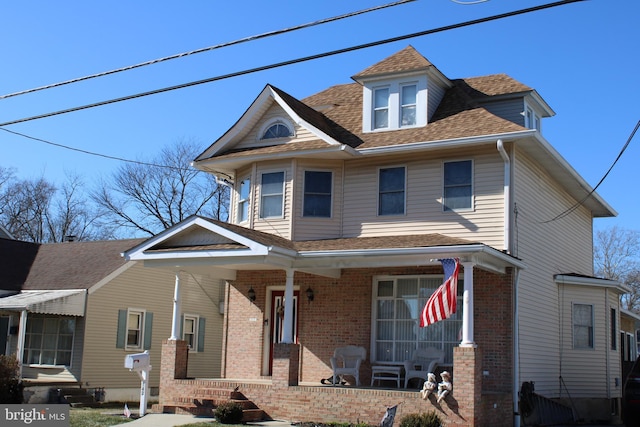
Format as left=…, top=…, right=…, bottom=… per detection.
left=169, top=272, right=182, bottom=340
left=460, top=261, right=476, bottom=347
left=281, top=269, right=295, bottom=344
left=16, top=310, right=27, bottom=377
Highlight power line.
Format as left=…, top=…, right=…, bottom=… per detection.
left=0, top=0, right=585, bottom=128
left=543, top=119, right=640, bottom=223
left=0, top=0, right=415, bottom=101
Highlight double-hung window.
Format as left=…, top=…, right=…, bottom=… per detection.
left=303, top=171, right=332, bottom=217
left=116, top=308, right=153, bottom=351
left=373, top=87, right=390, bottom=130
left=127, top=310, right=144, bottom=349
left=443, top=160, right=472, bottom=211
left=573, top=303, right=594, bottom=349
left=260, top=171, right=285, bottom=218
left=182, top=314, right=198, bottom=351
left=25, top=315, right=75, bottom=366
left=400, top=84, right=417, bottom=127
left=237, top=178, right=250, bottom=223
left=373, top=276, right=462, bottom=365
left=379, top=167, right=405, bottom=216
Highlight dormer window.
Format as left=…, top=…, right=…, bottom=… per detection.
left=260, top=119, right=294, bottom=140
left=524, top=105, right=541, bottom=131
left=373, top=87, right=390, bottom=129
left=362, top=76, right=426, bottom=132
left=401, top=84, right=417, bottom=126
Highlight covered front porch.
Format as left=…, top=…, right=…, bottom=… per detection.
left=123, top=217, right=525, bottom=426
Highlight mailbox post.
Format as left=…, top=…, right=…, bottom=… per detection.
left=124, top=351, right=151, bottom=417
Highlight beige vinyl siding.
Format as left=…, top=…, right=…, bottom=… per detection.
left=292, top=160, right=343, bottom=241
left=341, top=147, right=506, bottom=248
left=253, top=161, right=293, bottom=239
left=234, top=104, right=318, bottom=151
left=513, top=147, right=595, bottom=397
left=481, top=98, right=525, bottom=126
left=82, top=264, right=223, bottom=389
left=557, top=284, right=621, bottom=399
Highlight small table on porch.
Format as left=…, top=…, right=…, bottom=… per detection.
left=370, top=365, right=403, bottom=388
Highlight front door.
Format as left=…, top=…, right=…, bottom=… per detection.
left=268, top=290, right=299, bottom=375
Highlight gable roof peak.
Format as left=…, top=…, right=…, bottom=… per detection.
left=352, top=45, right=442, bottom=82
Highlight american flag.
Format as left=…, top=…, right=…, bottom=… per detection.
left=420, top=258, right=460, bottom=327
left=380, top=405, right=397, bottom=427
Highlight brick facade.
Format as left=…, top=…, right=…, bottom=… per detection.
left=158, top=265, right=517, bottom=426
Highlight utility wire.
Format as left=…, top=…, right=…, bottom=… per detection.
left=0, top=0, right=415, bottom=101
left=0, top=0, right=585, bottom=128
left=542, top=119, right=640, bottom=223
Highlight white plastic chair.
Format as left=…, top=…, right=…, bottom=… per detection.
left=403, top=347, right=444, bottom=388
left=330, top=345, right=366, bottom=386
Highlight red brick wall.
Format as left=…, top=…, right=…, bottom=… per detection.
left=169, top=265, right=516, bottom=426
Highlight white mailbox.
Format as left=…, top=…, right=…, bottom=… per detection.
left=124, top=351, right=150, bottom=370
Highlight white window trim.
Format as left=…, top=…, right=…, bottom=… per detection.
left=256, top=117, right=295, bottom=142
left=442, top=159, right=474, bottom=212
left=302, top=169, right=333, bottom=218
left=370, top=274, right=463, bottom=365
left=126, top=308, right=146, bottom=351
left=182, top=314, right=199, bottom=353
left=236, top=176, right=251, bottom=224
left=572, top=302, right=595, bottom=350
left=259, top=170, right=286, bottom=219
left=399, top=82, right=418, bottom=128
left=377, top=165, right=407, bottom=217
left=372, top=85, right=391, bottom=130
left=524, top=103, right=541, bottom=131
left=362, top=75, right=427, bottom=133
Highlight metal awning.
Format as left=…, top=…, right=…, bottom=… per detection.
left=0, top=290, right=86, bottom=316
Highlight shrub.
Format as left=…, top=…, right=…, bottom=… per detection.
left=0, top=355, right=24, bottom=403
left=214, top=401, right=244, bottom=424
left=398, top=411, right=442, bottom=427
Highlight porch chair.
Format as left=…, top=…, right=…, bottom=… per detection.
left=330, top=345, right=366, bottom=386
left=403, top=347, right=445, bottom=388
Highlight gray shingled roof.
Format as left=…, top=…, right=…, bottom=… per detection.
left=0, top=238, right=145, bottom=291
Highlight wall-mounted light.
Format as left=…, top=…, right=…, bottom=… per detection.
left=306, top=287, right=314, bottom=302
left=248, top=287, right=256, bottom=302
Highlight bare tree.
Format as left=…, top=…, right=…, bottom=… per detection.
left=91, top=138, right=229, bottom=237
left=594, top=225, right=640, bottom=312
left=0, top=170, right=102, bottom=243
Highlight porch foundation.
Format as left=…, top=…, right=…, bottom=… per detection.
left=451, top=345, right=483, bottom=426
left=161, top=339, right=188, bottom=381
left=272, top=343, right=300, bottom=387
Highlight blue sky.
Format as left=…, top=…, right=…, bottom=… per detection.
left=1, top=0, right=638, bottom=232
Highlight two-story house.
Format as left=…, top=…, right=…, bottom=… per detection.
left=124, top=46, right=625, bottom=426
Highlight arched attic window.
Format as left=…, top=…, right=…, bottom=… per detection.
left=259, top=118, right=294, bottom=140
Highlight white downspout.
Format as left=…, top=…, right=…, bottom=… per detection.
left=497, top=139, right=510, bottom=253
left=16, top=310, right=27, bottom=378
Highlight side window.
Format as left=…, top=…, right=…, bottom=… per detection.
left=237, top=178, right=250, bottom=223
left=443, top=160, right=472, bottom=211
left=117, top=309, right=153, bottom=350
left=573, top=303, right=594, bottom=349
left=260, top=172, right=285, bottom=218
left=303, top=171, right=332, bottom=217
left=610, top=308, right=617, bottom=351
left=378, top=167, right=405, bottom=216
left=182, top=314, right=206, bottom=353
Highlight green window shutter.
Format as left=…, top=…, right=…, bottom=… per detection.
left=143, top=312, right=153, bottom=350
left=197, top=317, right=206, bottom=352
left=116, top=309, right=127, bottom=348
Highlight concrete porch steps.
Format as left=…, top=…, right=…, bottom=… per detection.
left=154, top=388, right=266, bottom=422
left=55, top=387, right=97, bottom=407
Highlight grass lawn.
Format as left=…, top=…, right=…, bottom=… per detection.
left=69, top=405, right=222, bottom=427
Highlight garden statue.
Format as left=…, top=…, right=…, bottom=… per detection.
left=437, top=371, right=452, bottom=403
left=420, top=372, right=437, bottom=399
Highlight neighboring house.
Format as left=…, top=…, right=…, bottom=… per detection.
left=0, top=237, right=224, bottom=403
left=123, top=46, right=625, bottom=426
